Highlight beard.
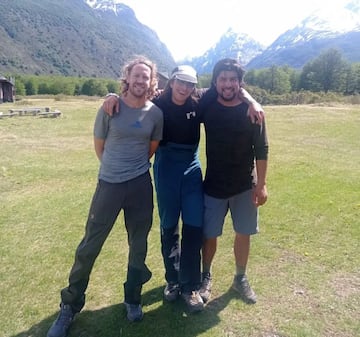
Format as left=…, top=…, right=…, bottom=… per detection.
left=218, top=90, right=236, bottom=102
left=128, top=83, right=148, bottom=98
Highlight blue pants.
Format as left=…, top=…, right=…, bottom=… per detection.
left=153, top=143, right=203, bottom=292
left=153, top=143, right=203, bottom=229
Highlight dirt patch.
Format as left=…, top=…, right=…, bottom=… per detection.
left=330, top=272, right=360, bottom=298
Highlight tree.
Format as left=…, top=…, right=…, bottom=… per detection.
left=345, top=63, right=360, bottom=94
left=25, top=78, right=37, bottom=95
left=81, top=79, right=107, bottom=96
left=354, top=63, right=360, bottom=93
left=299, top=48, right=348, bottom=93
left=14, top=78, right=26, bottom=96
left=106, top=80, right=120, bottom=94
left=244, top=69, right=257, bottom=87
left=38, top=83, right=49, bottom=94
left=81, top=79, right=97, bottom=96
left=248, top=66, right=292, bottom=95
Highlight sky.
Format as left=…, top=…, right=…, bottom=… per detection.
left=118, top=0, right=351, bottom=61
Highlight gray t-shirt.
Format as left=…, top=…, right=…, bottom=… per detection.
left=94, top=98, right=163, bottom=183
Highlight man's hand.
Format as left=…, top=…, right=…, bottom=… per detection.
left=252, top=184, right=268, bottom=207
left=103, top=94, right=119, bottom=116
left=247, top=101, right=265, bottom=125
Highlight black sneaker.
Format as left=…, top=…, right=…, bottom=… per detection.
left=181, top=291, right=204, bottom=313
left=163, top=283, right=180, bottom=302
left=47, top=303, right=75, bottom=337
left=232, top=274, right=257, bottom=304
left=124, top=302, right=143, bottom=322
left=199, top=272, right=212, bottom=303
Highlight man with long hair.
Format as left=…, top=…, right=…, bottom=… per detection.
left=47, top=56, right=163, bottom=337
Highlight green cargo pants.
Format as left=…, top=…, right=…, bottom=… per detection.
left=60, top=172, right=153, bottom=312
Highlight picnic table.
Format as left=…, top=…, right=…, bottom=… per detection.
left=0, top=107, right=61, bottom=118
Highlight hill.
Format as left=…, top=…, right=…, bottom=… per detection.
left=0, top=0, right=176, bottom=78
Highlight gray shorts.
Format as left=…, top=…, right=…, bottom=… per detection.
left=203, top=189, right=259, bottom=238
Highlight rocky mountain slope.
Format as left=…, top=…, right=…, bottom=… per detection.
left=0, top=0, right=175, bottom=77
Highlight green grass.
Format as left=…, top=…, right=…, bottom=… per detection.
left=1, top=98, right=359, bottom=337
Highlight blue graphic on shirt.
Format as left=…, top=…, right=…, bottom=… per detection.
left=131, top=120, right=142, bottom=128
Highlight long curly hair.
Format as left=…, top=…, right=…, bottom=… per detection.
left=120, top=55, right=158, bottom=99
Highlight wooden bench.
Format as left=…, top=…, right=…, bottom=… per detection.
left=8, top=108, right=41, bottom=115
left=38, top=110, right=62, bottom=118
left=0, top=107, right=61, bottom=119
left=0, top=111, right=19, bottom=118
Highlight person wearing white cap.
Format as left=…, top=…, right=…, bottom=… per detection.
left=152, top=65, right=205, bottom=312
left=170, top=65, right=198, bottom=85
left=102, top=64, right=264, bottom=313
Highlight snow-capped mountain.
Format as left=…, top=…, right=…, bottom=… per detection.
left=246, top=0, right=360, bottom=69
left=85, top=0, right=127, bottom=14
left=86, top=0, right=114, bottom=10
left=189, top=29, right=265, bottom=75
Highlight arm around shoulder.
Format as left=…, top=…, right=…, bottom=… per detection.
left=103, top=94, right=120, bottom=116
left=239, top=88, right=265, bottom=125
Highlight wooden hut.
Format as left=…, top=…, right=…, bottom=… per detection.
left=0, top=76, right=15, bottom=103
left=157, top=72, right=169, bottom=89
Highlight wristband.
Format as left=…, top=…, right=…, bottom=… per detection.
left=105, top=93, right=119, bottom=98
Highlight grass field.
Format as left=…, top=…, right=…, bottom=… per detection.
left=0, top=98, right=359, bottom=337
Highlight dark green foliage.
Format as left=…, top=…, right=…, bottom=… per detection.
left=81, top=79, right=107, bottom=96
left=299, top=49, right=348, bottom=93
left=245, top=66, right=300, bottom=95
left=25, top=79, right=37, bottom=95
left=13, top=74, right=119, bottom=97
left=244, top=49, right=360, bottom=100
left=14, top=79, right=26, bottom=96
left=106, top=81, right=120, bottom=94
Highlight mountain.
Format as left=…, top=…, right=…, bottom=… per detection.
left=185, top=29, right=265, bottom=75
left=0, top=0, right=175, bottom=78
left=244, top=1, right=360, bottom=69
left=187, top=0, right=360, bottom=73
left=0, top=0, right=359, bottom=78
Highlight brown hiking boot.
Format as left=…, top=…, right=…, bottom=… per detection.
left=199, top=272, right=212, bottom=303
left=181, top=291, right=204, bottom=313
left=163, top=282, right=180, bottom=302
left=232, top=274, right=257, bottom=304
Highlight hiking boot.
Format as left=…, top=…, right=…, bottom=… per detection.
left=47, top=303, right=75, bottom=337
left=199, top=272, right=212, bottom=303
left=163, top=282, right=180, bottom=302
left=232, top=274, right=257, bottom=304
left=124, top=302, right=143, bottom=322
left=181, top=291, right=204, bottom=313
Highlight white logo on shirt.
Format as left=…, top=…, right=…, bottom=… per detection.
left=186, top=111, right=196, bottom=119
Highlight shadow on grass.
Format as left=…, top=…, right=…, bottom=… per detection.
left=11, top=286, right=236, bottom=337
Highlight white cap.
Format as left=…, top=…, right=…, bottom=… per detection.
left=171, top=65, right=198, bottom=84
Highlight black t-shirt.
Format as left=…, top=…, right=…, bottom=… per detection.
left=202, top=101, right=268, bottom=198
left=154, top=92, right=204, bottom=146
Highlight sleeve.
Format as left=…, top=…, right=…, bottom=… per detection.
left=151, top=107, right=164, bottom=141
left=253, top=119, right=269, bottom=160
left=93, top=107, right=110, bottom=139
